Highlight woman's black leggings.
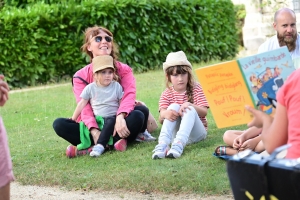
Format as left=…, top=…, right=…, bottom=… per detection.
left=52, top=105, right=149, bottom=147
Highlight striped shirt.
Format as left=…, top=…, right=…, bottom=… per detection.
left=159, top=82, right=209, bottom=130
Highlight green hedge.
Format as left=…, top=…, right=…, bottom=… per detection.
left=235, top=4, right=246, bottom=47
left=0, top=0, right=238, bottom=88
left=2, top=0, right=82, bottom=8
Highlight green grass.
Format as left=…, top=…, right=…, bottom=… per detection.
left=0, top=61, right=247, bottom=196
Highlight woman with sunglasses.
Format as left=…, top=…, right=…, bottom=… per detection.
left=53, top=26, right=150, bottom=158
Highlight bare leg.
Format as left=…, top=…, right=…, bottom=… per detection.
left=223, top=130, right=243, bottom=146
left=90, top=129, right=101, bottom=145
left=92, top=132, right=100, bottom=145
left=224, top=127, right=262, bottom=147
left=0, top=182, right=10, bottom=200
left=254, top=140, right=265, bottom=153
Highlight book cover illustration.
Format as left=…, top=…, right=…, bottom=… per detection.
left=238, top=46, right=295, bottom=115
left=195, top=46, right=295, bottom=128
left=195, top=60, right=255, bottom=128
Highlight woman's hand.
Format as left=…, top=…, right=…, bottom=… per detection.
left=0, top=75, right=9, bottom=107
left=179, top=102, right=191, bottom=116
left=114, top=114, right=130, bottom=138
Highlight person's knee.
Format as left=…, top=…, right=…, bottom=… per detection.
left=52, top=118, right=64, bottom=136
left=223, top=130, right=233, bottom=143
left=53, top=118, right=60, bottom=130
left=254, top=140, right=265, bottom=153
left=129, top=110, right=145, bottom=123
left=181, top=106, right=197, bottom=119
left=168, top=103, right=180, bottom=111
left=187, top=106, right=197, bottom=113
left=126, top=110, right=145, bottom=139
left=135, top=105, right=149, bottom=114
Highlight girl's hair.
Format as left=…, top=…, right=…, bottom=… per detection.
left=81, top=26, right=120, bottom=82
left=165, top=65, right=195, bottom=103
left=94, top=69, right=119, bottom=84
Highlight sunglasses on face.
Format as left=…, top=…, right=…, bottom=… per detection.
left=94, top=36, right=113, bottom=43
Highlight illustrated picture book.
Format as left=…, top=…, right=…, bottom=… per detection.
left=195, top=46, right=295, bottom=128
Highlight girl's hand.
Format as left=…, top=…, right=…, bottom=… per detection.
left=239, top=139, right=256, bottom=151
left=179, top=102, right=192, bottom=116
left=232, top=135, right=245, bottom=149
left=114, top=114, right=130, bottom=138
left=164, top=109, right=180, bottom=122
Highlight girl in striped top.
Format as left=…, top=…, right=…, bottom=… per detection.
left=152, top=51, right=209, bottom=159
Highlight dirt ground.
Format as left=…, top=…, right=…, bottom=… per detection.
left=11, top=182, right=234, bottom=200
left=10, top=150, right=285, bottom=200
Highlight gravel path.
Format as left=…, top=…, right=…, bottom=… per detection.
left=11, top=182, right=233, bottom=200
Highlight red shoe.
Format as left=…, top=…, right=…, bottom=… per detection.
left=66, top=145, right=92, bottom=158
left=114, top=139, right=127, bottom=152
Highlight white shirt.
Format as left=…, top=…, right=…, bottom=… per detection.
left=258, top=33, right=300, bottom=59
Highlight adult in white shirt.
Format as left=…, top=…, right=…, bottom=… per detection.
left=258, top=8, right=300, bottom=60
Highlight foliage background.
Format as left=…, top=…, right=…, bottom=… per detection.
left=0, top=0, right=239, bottom=88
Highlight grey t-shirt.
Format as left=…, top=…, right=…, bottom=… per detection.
left=80, top=81, right=123, bottom=117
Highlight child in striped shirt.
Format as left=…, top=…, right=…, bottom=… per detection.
left=152, top=51, right=209, bottom=159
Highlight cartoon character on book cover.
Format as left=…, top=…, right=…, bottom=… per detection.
left=249, top=66, right=283, bottom=114
left=238, top=47, right=295, bottom=115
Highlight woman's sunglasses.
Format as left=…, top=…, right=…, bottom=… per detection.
left=94, top=36, right=112, bottom=43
